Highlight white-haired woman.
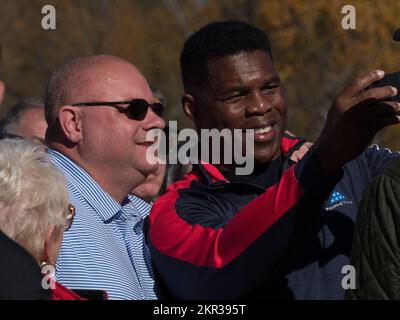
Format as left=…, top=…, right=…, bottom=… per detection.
left=0, top=139, right=82, bottom=300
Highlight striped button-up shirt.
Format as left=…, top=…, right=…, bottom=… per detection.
left=48, top=148, right=157, bottom=300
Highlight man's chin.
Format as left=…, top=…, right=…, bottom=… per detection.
left=253, top=147, right=281, bottom=165
left=142, top=162, right=161, bottom=176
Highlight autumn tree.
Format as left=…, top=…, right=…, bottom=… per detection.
left=1, top=0, right=400, bottom=148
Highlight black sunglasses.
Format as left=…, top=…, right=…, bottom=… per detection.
left=72, top=99, right=164, bottom=121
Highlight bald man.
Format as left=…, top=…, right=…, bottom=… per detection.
left=45, top=55, right=165, bottom=300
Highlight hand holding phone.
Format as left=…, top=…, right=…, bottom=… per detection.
left=366, top=71, right=400, bottom=102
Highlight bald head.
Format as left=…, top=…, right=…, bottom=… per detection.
left=45, top=55, right=152, bottom=125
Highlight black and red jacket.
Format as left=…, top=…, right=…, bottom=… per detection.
left=148, top=135, right=399, bottom=299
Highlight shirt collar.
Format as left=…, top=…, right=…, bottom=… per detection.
left=128, top=194, right=151, bottom=219
left=47, top=148, right=130, bottom=222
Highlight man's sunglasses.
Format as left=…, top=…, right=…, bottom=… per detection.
left=72, top=99, right=164, bottom=121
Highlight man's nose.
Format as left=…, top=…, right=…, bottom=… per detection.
left=142, top=108, right=166, bottom=130
left=245, top=90, right=272, bottom=116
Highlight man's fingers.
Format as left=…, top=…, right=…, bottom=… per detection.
left=290, top=153, right=300, bottom=163
left=342, top=70, right=385, bottom=98
left=284, top=130, right=295, bottom=137
left=355, top=85, right=397, bottom=105
left=365, top=101, right=400, bottom=119
left=371, top=114, right=400, bottom=132
left=302, top=142, right=313, bottom=150
left=290, top=142, right=313, bottom=163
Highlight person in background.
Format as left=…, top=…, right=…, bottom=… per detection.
left=132, top=164, right=167, bottom=203
left=0, top=139, right=82, bottom=300
left=131, top=86, right=168, bottom=203
left=0, top=98, right=47, bottom=144
left=150, top=85, right=166, bottom=108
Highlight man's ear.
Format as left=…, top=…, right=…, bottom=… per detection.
left=182, top=93, right=197, bottom=122
left=57, top=106, right=82, bottom=143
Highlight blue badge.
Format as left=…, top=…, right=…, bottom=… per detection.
left=328, top=191, right=346, bottom=206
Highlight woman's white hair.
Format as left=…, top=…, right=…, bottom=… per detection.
left=0, top=139, right=68, bottom=262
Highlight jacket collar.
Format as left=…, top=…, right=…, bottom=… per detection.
left=192, top=135, right=306, bottom=187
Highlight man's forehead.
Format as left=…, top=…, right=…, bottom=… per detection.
left=67, top=62, right=152, bottom=102
left=207, top=50, right=277, bottom=85
left=209, top=50, right=273, bottom=69
left=91, top=62, right=148, bottom=85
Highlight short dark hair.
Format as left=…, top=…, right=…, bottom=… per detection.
left=180, top=20, right=272, bottom=97
left=0, top=98, right=44, bottom=134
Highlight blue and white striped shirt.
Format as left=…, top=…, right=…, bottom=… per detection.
left=48, top=148, right=157, bottom=300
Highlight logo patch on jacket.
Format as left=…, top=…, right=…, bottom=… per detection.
left=325, top=191, right=353, bottom=211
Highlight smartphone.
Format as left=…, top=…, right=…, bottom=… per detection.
left=367, top=71, right=400, bottom=102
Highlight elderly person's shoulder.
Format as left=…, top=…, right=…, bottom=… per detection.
left=0, top=231, right=50, bottom=300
